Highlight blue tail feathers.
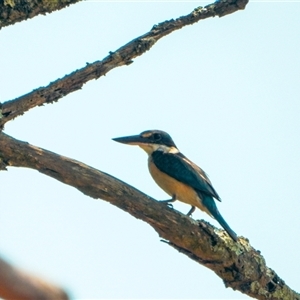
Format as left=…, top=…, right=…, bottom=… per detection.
left=202, top=195, right=238, bottom=241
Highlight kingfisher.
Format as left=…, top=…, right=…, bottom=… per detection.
left=112, top=129, right=238, bottom=241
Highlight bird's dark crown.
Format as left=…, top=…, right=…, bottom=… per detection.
left=139, top=130, right=176, bottom=148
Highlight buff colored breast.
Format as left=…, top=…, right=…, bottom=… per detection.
left=148, top=156, right=208, bottom=214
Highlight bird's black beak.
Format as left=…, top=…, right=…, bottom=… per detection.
left=112, top=134, right=144, bottom=145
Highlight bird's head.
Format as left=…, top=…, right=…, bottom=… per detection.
left=112, top=130, right=178, bottom=154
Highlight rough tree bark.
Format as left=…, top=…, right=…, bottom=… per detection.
left=1, top=0, right=299, bottom=299
left=0, top=0, right=248, bottom=128
left=0, top=0, right=82, bottom=29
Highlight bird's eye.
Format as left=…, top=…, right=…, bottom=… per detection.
left=152, top=133, right=161, bottom=141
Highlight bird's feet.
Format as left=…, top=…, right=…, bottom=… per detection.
left=186, top=206, right=195, bottom=217
left=164, top=202, right=174, bottom=209
left=160, top=195, right=176, bottom=209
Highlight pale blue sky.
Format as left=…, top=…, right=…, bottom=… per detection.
left=0, top=1, right=299, bottom=299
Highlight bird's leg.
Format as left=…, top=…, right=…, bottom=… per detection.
left=186, top=206, right=195, bottom=217
left=160, top=194, right=176, bottom=203
left=160, top=194, right=176, bottom=208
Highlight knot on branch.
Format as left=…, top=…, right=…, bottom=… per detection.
left=151, top=19, right=176, bottom=33
left=208, top=0, right=249, bottom=17
left=134, top=38, right=156, bottom=54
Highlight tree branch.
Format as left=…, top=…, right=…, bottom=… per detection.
left=0, top=0, right=249, bottom=129
left=0, top=132, right=298, bottom=300
left=0, top=0, right=82, bottom=30
left=0, top=256, right=69, bottom=300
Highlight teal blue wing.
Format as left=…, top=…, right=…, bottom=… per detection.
left=151, top=151, right=221, bottom=201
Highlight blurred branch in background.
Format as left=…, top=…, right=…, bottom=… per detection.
left=0, top=256, right=68, bottom=300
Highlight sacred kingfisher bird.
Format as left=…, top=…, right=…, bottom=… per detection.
left=113, top=129, right=238, bottom=241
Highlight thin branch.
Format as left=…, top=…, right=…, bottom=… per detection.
left=0, top=0, right=249, bottom=129
left=0, top=256, right=69, bottom=300
left=0, top=132, right=298, bottom=300
left=0, top=0, right=82, bottom=30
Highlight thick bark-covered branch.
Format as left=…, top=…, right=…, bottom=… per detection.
left=0, top=0, right=249, bottom=129
left=0, top=256, right=69, bottom=300
left=0, top=0, right=82, bottom=29
left=0, top=132, right=298, bottom=300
